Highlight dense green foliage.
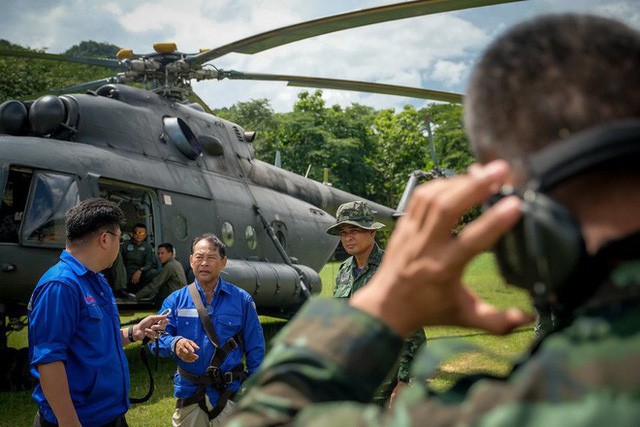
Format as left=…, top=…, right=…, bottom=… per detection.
left=0, top=40, right=115, bottom=101
left=216, top=90, right=476, bottom=207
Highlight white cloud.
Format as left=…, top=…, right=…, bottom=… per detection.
left=430, top=60, right=467, bottom=87
left=2, top=0, right=639, bottom=112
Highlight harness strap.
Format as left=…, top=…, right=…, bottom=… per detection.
left=187, top=283, right=220, bottom=347
left=178, top=282, right=249, bottom=419
left=175, top=387, right=236, bottom=420
left=177, top=363, right=247, bottom=387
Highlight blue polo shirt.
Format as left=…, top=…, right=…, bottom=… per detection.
left=28, top=250, right=129, bottom=426
left=156, top=278, right=265, bottom=404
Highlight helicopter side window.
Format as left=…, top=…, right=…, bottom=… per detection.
left=0, top=168, right=33, bottom=243
left=22, top=171, right=79, bottom=247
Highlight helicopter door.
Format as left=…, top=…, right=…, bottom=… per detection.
left=98, top=180, right=160, bottom=289
left=98, top=180, right=158, bottom=245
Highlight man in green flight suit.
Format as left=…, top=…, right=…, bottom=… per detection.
left=120, top=223, right=159, bottom=293
left=135, top=242, right=187, bottom=305
left=327, top=201, right=427, bottom=406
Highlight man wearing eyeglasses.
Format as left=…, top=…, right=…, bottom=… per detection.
left=121, top=223, right=159, bottom=293
left=28, top=198, right=168, bottom=426
left=326, top=201, right=426, bottom=407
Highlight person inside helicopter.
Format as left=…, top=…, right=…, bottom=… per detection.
left=119, top=223, right=160, bottom=294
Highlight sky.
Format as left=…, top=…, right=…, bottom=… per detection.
left=2, top=0, right=640, bottom=112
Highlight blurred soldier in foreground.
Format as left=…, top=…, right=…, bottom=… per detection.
left=227, top=14, right=640, bottom=426
left=327, top=201, right=426, bottom=406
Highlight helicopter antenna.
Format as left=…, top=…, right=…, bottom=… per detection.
left=274, top=150, right=282, bottom=168
left=424, top=113, right=439, bottom=167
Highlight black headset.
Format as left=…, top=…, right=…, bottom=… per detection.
left=490, top=119, right=640, bottom=308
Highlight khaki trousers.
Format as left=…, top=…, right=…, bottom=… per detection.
left=172, top=396, right=235, bottom=427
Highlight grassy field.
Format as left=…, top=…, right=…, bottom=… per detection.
left=0, top=253, right=535, bottom=426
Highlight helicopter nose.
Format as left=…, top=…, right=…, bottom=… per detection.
left=29, top=95, right=66, bottom=136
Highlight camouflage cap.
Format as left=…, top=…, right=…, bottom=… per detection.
left=326, top=201, right=385, bottom=236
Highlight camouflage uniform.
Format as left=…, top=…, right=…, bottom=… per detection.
left=333, top=243, right=427, bottom=404
left=328, top=201, right=426, bottom=405
left=229, top=234, right=640, bottom=426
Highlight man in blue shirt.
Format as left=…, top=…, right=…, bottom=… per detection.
left=156, top=233, right=265, bottom=426
left=28, top=198, right=169, bottom=427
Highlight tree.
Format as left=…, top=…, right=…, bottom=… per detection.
left=260, top=90, right=382, bottom=202
left=214, top=99, right=279, bottom=161
left=0, top=41, right=116, bottom=101
left=424, top=103, right=474, bottom=173
left=64, top=41, right=120, bottom=58
left=371, top=105, right=432, bottom=207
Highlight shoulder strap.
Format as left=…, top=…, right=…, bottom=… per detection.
left=187, top=282, right=220, bottom=347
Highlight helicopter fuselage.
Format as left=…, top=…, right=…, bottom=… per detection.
left=0, top=84, right=395, bottom=327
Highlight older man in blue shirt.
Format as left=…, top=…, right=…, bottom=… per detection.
left=28, top=198, right=168, bottom=427
left=156, top=233, right=265, bottom=426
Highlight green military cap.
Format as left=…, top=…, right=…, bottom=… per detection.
left=326, top=201, right=385, bottom=236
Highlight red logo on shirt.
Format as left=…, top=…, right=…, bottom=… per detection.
left=84, top=294, right=96, bottom=304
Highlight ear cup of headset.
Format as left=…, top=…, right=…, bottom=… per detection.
left=493, top=190, right=585, bottom=297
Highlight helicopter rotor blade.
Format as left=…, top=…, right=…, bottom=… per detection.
left=187, top=91, right=215, bottom=115
left=219, top=70, right=462, bottom=104
left=190, top=0, right=525, bottom=65
left=0, top=48, right=123, bottom=69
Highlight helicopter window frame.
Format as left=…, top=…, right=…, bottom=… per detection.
left=245, top=225, right=257, bottom=251
left=0, top=166, right=33, bottom=244
left=21, top=170, right=80, bottom=248
left=98, top=179, right=159, bottom=246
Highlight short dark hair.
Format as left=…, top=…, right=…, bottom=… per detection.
left=66, top=198, right=124, bottom=244
left=158, top=242, right=174, bottom=253
left=133, top=223, right=147, bottom=230
left=465, top=14, right=640, bottom=174
left=191, top=233, right=226, bottom=258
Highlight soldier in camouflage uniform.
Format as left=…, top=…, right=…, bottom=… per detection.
left=327, top=201, right=426, bottom=406
left=227, top=14, right=640, bottom=426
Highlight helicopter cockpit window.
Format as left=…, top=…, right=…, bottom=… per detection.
left=0, top=168, right=33, bottom=243
left=22, top=171, right=79, bottom=246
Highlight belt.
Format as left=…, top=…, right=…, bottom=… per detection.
left=37, top=412, right=128, bottom=427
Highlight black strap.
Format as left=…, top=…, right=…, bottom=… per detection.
left=187, top=283, right=220, bottom=347
left=208, top=388, right=235, bottom=420
left=175, top=387, right=236, bottom=421
left=129, top=345, right=155, bottom=404
left=176, top=283, right=248, bottom=419
left=178, top=362, right=247, bottom=386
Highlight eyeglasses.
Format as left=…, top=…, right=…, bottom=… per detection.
left=134, top=231, right=147, bottom=236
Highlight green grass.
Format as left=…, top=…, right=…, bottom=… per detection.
left=0, top=254, right=534, bottom=426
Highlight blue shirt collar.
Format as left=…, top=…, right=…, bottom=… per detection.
left=60, top=250, right=93, bottom=277
left=194, top=277, right=231, bottom=300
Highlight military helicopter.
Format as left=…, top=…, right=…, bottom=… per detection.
left=0, top=0, right=521, bottom=355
